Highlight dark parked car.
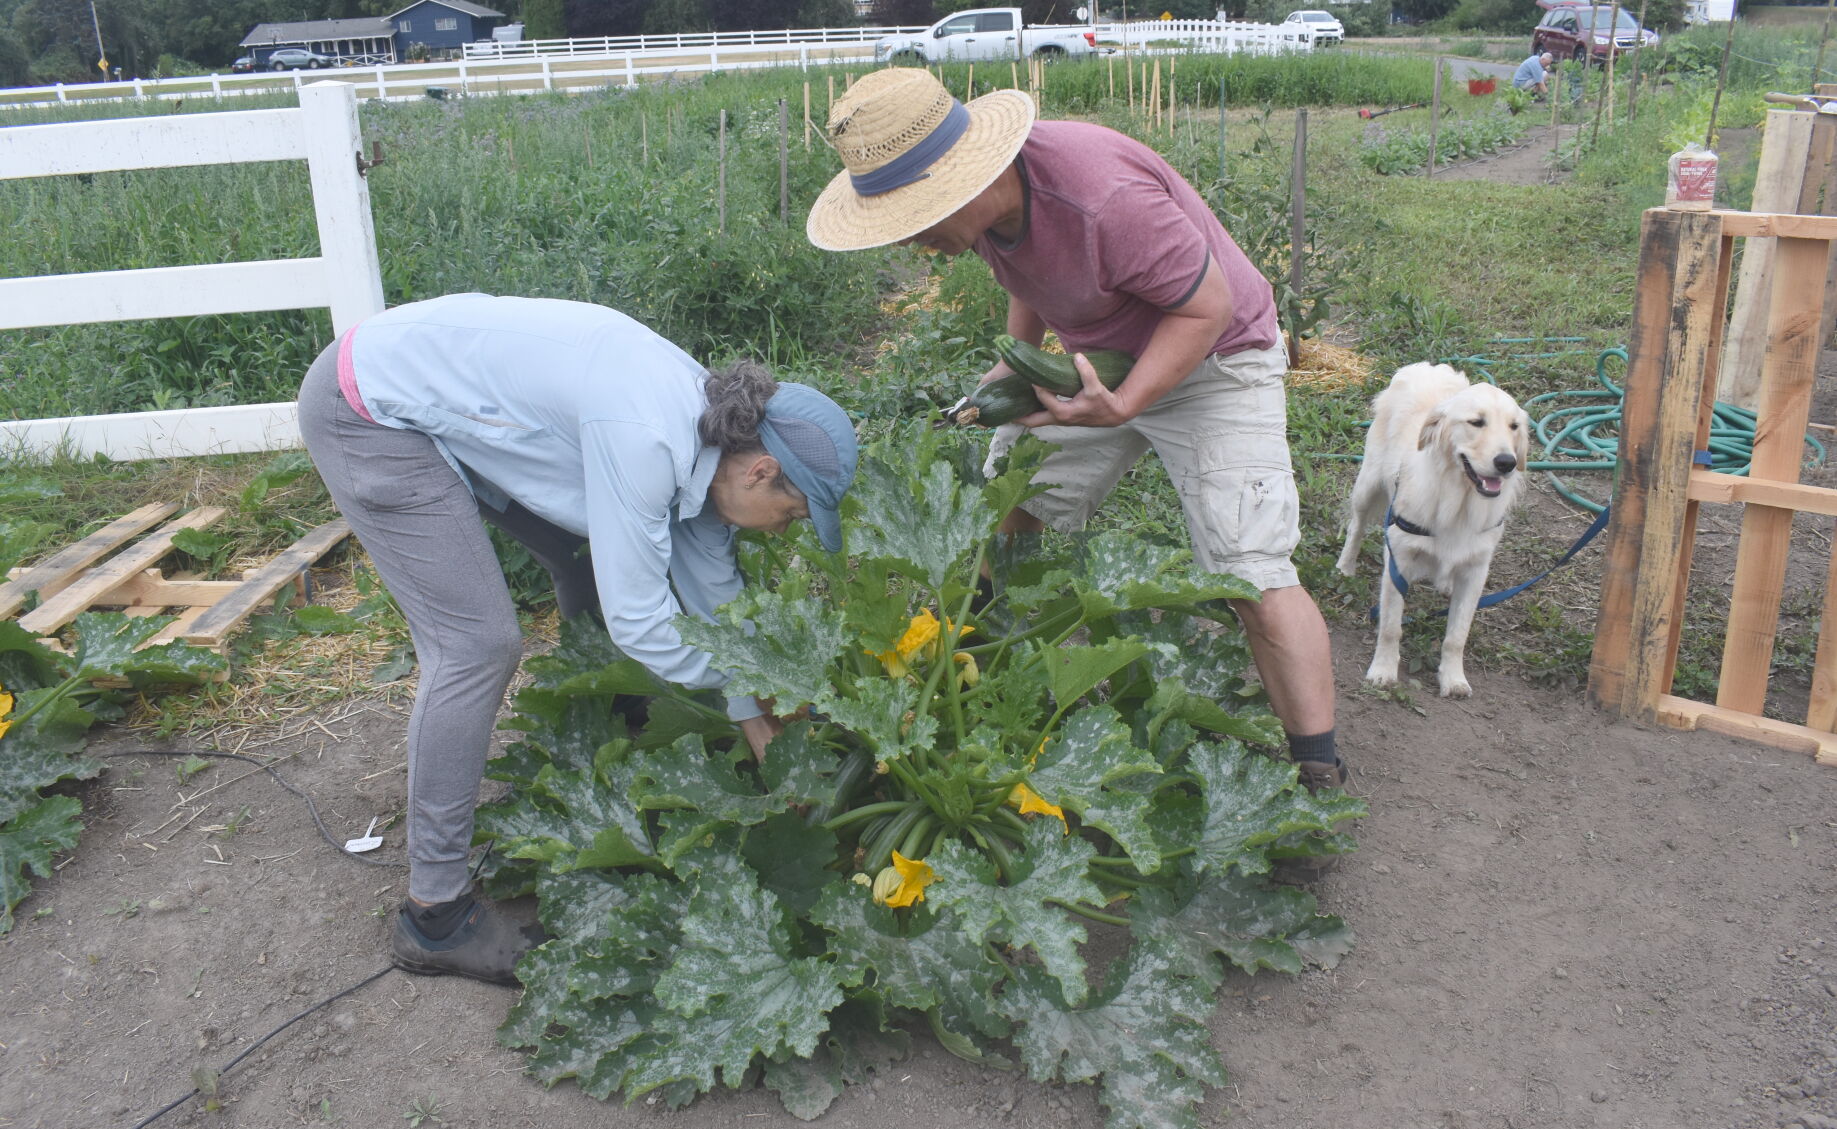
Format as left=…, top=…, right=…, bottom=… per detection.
left=266, top=48, right=336, bottom=71
left=1531, top=3, right=1658, bottom=64
left=229, top=55, right=255, bottom=73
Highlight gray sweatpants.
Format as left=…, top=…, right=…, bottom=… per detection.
left=298, top=344, right=596, bottom=902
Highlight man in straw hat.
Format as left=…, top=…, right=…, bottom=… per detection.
left=807, top=68, right=1347, bottom=819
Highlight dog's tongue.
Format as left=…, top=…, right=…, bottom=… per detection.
left=1481, top=475, right=1503, bottom=493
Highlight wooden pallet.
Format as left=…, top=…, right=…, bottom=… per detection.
left=1587, top=208, right=1837, bottom=766
left=0, top=502, right=352, bottom=654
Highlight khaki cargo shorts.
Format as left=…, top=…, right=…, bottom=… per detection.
left=994, top=344, right=1300, bottom=592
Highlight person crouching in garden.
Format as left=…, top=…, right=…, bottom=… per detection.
left=297, top=293, right=858, bottom=983
left=804, top=69, right=1346, bottom=826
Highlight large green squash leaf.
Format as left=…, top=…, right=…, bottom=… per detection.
left=1040, top=637, right=1151, bottom=710
left=1026, top=706, right=1163, bottom=871
left=0, top=695, right=100, bottom=826
left=477, top=742, right=654, bottom=871
left=926, top=819, right=1102, bottom=1006
left=817, top=677, right=938, bottom=762
left=1002, top=936, right=1227, bottom=1129
left=1189, top=741, right=1366, bottom=877
left=635, top=852, right=847, bottom=1096
left=845, top=457, right=993, bottom=588
left=1128, top=878, right=1353, bottom=984
left=0, top=795, right=82, bottom=932
left=67, top=612, right=226, bottom=685
left=740, top=812, right=841, bottom=916
left=809, top=882, right=1009, bottom=1040
left=677, top=589, right=845, bottom=710
left=761, top=994, right=910, bottom=1120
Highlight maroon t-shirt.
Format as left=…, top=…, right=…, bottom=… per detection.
left=973, top=120, right=1280, bottom=359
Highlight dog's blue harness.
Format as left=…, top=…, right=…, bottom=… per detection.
left=1372, top=500, right=1612, bottom=619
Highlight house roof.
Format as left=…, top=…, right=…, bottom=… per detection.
left=241, top=18, right=394, bottom=47
left=386, top=0, right=507, bottom=19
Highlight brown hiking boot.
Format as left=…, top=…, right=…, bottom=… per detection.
left=391, top=896, right=544, bottom=985
left=1295, top=757, right=1349, bottom=794
left=1275, top=757, right=1351, bottom=884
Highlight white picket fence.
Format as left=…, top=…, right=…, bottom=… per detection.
left=0, top=18, right=1313, bottom=111
left=0, top=81, right=384, bottom=459
left=463, top=23, right=927, bottom=59
left=1102, top=18, right=1317, bottom=53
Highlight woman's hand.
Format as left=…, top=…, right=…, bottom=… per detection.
left=740, top=709, right=785, bottom=762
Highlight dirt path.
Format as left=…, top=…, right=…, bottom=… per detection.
left=1433, top=122, right=1580, bottom=186
left=2, top=611, right=1833, bottom=1129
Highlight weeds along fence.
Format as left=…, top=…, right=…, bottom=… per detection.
left=0, top=55, right=1422, bottom=427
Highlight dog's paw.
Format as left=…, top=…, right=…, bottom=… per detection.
left=1363, top=667, right=1399, bottom=688
left=1335, top=557, right=1359, bottom=578
left=1438, top=676, right=1472, bottom=698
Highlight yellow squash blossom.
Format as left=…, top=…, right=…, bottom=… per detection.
left=0, top=688, right=13, bottom=741
left=1008, top=781, right=1068, bottom=833
left=867, top=609, right=972, bottom=678
left=872, top=850, right=937, bottom=908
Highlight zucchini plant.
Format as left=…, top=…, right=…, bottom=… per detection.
left=475, top=424, right=1364, bottom=1127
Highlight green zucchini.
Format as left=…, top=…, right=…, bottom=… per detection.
left=941, top=337, right=1137, bottom=428
left=995, top=335, right=1136, bottom=397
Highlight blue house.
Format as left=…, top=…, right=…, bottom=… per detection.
left=388, top=0, right=508, bottom=59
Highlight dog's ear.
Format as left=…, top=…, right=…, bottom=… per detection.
left=1417, top=410, right=1446, bottom=451
left=1513, top=409, right=1531, bottom=468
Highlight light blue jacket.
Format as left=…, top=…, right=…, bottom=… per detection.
left=346, top=293, right=757, bottom=720
left=1513, top=55, right=1547, bottom=89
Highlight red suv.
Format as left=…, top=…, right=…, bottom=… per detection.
left=1532, top=3, right=1659, bottom=64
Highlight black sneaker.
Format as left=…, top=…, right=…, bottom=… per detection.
left=391, top=896, right=544, bottom=985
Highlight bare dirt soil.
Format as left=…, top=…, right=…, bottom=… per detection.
left=2, top=612, right=1833, bottom=1129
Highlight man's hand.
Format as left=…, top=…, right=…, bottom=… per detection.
left=739, top=713, right=784, bottom=762
left=1011, top=352, right=1135, bottom=429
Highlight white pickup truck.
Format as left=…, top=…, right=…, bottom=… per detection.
left=874, top=7, right=1100, bottom=64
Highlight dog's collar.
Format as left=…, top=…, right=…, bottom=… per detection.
left=1387, top=511, right=1434, bottom=537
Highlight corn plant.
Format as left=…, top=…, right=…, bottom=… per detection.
left=475, top=425, right=1364, bottom=1126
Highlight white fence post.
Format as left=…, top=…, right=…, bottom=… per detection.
left=300, top=81, right=385, bottom=335
left=375, top=64, right=388, bottom=99
left=0, top=81, right=386, bottom=459
left=541, top=58, right=553, bottom=90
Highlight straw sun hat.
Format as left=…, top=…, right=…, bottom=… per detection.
left=806, top=68, right=1036, bottom=252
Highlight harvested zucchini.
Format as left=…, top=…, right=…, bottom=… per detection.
left=995, top=335, right=1136, bottom=397
left=941, top=337, right=1138, bottom=427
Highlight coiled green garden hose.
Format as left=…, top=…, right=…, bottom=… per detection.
left=1446, top=343, right=1827, bottom=514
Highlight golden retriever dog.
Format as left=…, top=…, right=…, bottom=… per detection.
left=1336, top=363, right=1530, bottom=698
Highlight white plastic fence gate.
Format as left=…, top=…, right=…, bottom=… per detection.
left=0, top=80, right=384, bottom=460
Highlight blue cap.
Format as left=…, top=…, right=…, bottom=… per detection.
left=757, top=382, right=857, bottom=553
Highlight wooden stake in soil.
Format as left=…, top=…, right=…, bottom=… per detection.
left=778, top=97, right=789, bottom=226
left=1551, top=70, right=1561, bottom=174
left=1218, top=76, right=1228, bottom=181
left=718, top=108, right=727, bottom=235
left=1127, top=55, right=1134, bottom=111
left=641, top=112, right=648, bottom=166
left=1108, top=55, right=1114, bottom=99
left=1152, top=59, right=1162, bottom=132
left=1012, top=58, right=1020, bottom=91
left=827, top=74, right=835, bottom=118
left=1627, top=0, right=1650, bottom=120
left=1593, top=0, right=1622, bottom=146
left=1707, top=12, right=1738, bottom=149
left=1288, top=107, right=1307, bottom=368
left=1427, top=58, right=1442, bottom=178
left=803, top=81, right=811, bottom=150
left=967, top=62, right=974, bottom=101
left=1816, top=0, right=1836, bottom=89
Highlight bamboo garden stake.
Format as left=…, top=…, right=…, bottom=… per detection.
left=803, top=81, right=811, bottom=150
left=718, top=108, right=727, bottom=235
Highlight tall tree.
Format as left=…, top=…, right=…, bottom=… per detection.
left=524, top=0, right=565, bottom=37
